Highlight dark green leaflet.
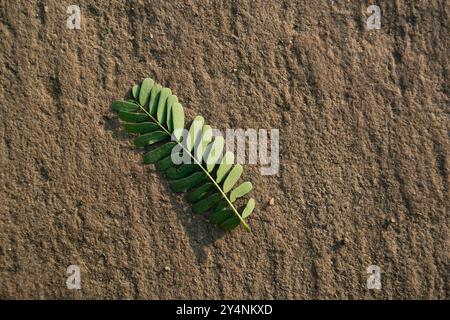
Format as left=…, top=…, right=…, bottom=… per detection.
left=166, top=164, right=198, bottom=180
left=220, top=216, right=240, bottom=231
left=112, top=100, right=140, bottom=113
left=113, top=77, right=256, bottom=232
left=118, top=111, right=149, bottom=123
left=209, top=209, right=234, bottom=224
left=123, top=122, right=159, bottom=134
left=187, top=183, right=214, bottom=203
left=156, top=155, right=177, bottom=172
left=144, top=142, right=177, bottom=164
left=215, top=199, right=228, bottom=212
left=133, top=131, right=169, bottom=147
left=169, top=171, right=207, bottom=193
left=192, top=193, right=222, bottom=214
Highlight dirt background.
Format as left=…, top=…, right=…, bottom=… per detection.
left=0, top=0, right=448, bottom=299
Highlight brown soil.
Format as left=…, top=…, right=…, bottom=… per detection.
left=0, top=0, right=448, bottom=299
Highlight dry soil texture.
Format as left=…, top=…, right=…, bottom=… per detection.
left=0, top=0, right=449, bottom=299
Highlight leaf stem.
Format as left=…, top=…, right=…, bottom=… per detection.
left=137, top=104, right=251, bottom=232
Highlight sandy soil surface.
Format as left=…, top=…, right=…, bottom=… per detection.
left=0, top=0, right=448, bottom=299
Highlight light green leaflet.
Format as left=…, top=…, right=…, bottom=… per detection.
left=230, top=182, right=253, bottom=202
left=216, top=151, right=234, bottom=183
left=205, top=136, right=224, bottom=172
left=112, top=77, right=256, bottom=232
left=223, top=164, right=243, bottom=193
left=139, top=78, right=154, bottom=106
left=186, top=116, right=204, bottom=152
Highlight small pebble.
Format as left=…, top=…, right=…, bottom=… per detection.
left=269, top=198, right=275, bottom=206
left=164, top=266, right=170, bottom=271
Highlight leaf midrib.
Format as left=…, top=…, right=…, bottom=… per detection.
left=137, top=104, right=251, bottom=232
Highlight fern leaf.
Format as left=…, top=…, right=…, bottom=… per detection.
left=113, top=77, right=256, bottom=232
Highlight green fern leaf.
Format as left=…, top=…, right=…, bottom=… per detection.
left=112, top=77, right=256, bottom=232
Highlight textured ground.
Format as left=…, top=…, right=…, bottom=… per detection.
left=0, top=0, right=448, bottom=299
